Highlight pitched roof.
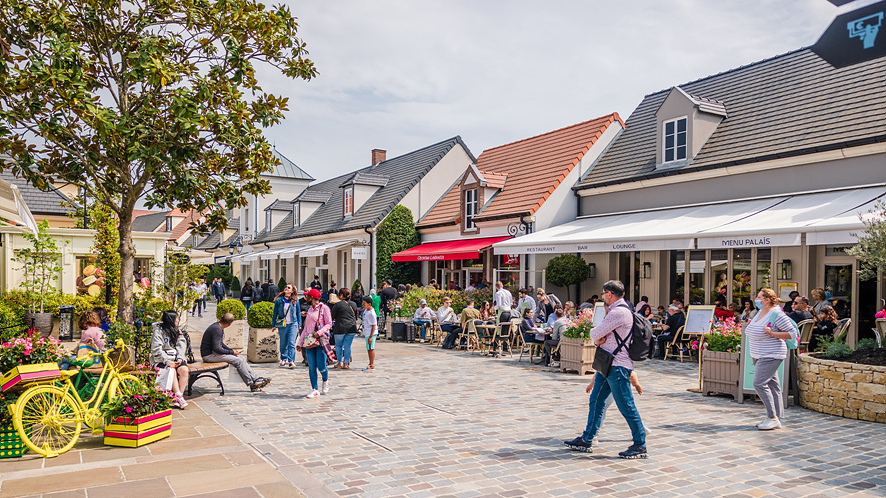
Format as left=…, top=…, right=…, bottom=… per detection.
left=293, top=190, right=332, bottom=203
left=168, top=208, right=206, bottom=242
left=576, top=48, right=886, bottom=190
left=417, top=114, right=622, bottom=228
left=0, top=171, right=74, bottom=216
left=269, top=149, right=314, bottom=181
left=131, top=210, right=170, bottom=232
left=254, top=136, right=475, bottom=244
left=340, top=172, right=389, bottom=188
left=195, top=231, right=221, bottom=250
left=264, top=200, right=291, bottom=211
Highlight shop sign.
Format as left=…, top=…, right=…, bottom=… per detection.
left=812, top=0, right=886, bottom=68
left=825, top=245, right=853, bottom=256
left=696, top=233, right=801, bottom=249
left=502, top=254, right=520, bottom=266
left=351, top=247, right=368, bottom=260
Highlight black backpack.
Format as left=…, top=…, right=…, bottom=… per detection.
left=613, top=303, right=655, bottom=362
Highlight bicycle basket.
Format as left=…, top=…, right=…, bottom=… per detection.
left=106, top=345, right=136, bottom=372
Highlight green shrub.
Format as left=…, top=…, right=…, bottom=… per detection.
left=855, top=338, right=880, bottom=351
left=545, top=254, right=589, bottom=302
left=376, top=205, right=421, bottom=286
left=106, top=321, right=136, bottom=346
left=230, top=276, right=241, bottom=292
left=397, top=287, right=495, bottom=318
left=277, top=277, right=287, bottom=291
left=217, top=298, right=246, bottom=320
left=135, top=297, right=174, bottom=324
left=0, top=302, right=22, bottom=342
left=247, top=301, right=275, bottom=328
left=822, top=341, right=853, bottom=359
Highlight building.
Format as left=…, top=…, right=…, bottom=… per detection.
left=494, top=48, right=886, bottom=344
left=238, top=137, right=476, bottom=290
left=399, top=114, right=623, bottom=291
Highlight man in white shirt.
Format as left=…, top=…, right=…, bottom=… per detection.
left=191, top=281, right=208, bottom=317
left=493, top=281, right=513, bottom=352
left=412, top=299, right=434, bottom=342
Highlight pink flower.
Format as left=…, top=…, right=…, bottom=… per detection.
left=125, top=407, right=133, bottom=413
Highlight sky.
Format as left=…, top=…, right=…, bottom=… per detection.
left=259, top=1, right=850, bottom=182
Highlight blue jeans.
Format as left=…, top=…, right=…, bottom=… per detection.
left=334, top=333, right=356, bottom=364
left=304, top=346, right=328, bottom=390
left=582, top=367, right=646, bottom=446
left=279, top=323, right=298, bottom=363
left=243, top=300, right=252, bottom=311
left=412, top=319, right=431, bottom=339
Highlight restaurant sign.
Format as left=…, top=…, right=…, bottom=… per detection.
left=493, top=238, right=693, bottom=255
left=812, top=0, right=886, bottom=68
left=696, top=233, right=801, bottom=249
left=502, top=254, right=520, bottom=266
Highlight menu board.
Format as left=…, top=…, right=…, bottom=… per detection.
left=592, top=302, right=606, bottom=327
left=684, top=305, right=716, bottom=335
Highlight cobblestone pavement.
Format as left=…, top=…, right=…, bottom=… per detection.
left=194, top=310, right=886, bottom=498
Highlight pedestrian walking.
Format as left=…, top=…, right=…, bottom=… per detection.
left=296, top=288, right=332, bottom=398
left=564, top=280, right=647, bottom=459
left=212, top=277, right=226, bottom=304
left=191, top=280, right=207, bottom=317
left=361, top=296, right=378, bottom=370
left=330, top=288, right=358, bottom=369
left=241, top=279, right=254, bottom=311
left=746, top=288, right=798, bottom=430
left=272, top=284, right=302, bottom=368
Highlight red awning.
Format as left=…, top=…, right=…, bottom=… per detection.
left=391, top=236, right=512, bottom=262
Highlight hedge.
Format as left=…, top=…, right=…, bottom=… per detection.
left=216, top=298, right=246, bottom=320
left=376, top=205, right=421, bottom=287
left=396, top=287, right=499, bottom=318
left=247, top=301, right=274, bottom=328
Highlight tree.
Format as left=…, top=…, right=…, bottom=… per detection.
left=376, top=205, right=421, bottom=287
left=0, top=0, right=317, bottom=323
left=847, top=200, right=886, bottom=280
left=11, top=219, right=65, bottom=313
left=545, top=254, right=590, bottom=303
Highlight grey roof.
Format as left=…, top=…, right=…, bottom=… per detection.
left=339, top=172, right=389, bottom=188
left=293, top=190, right=332, bottom=203
left=576, top=48, right=886, bottom=190
left=196, top=217, right=240, bottom=250
left=131, top=210, right=170, bottom=232
left=683, top=89, right=727, bottom=117
left=0, top=171, right=74, bottom=215
left=264, top=199, right=291, bottom=211
left=255, top=136, right=475, bottom=244
left=269, top=149, right=314, bottom=181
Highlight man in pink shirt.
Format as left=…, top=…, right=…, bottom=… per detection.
left=564, top=280, right=647, bottom=459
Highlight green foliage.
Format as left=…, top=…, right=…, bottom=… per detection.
left=101, top=377, right=171, bottom=424
left=230, top=276, right=242, bottom=293
left=848, top=200, right=886, bottom=280
left=206, top=265, right=234, bottom=291
left=0, top=390, right=21, bottom=426
left=106, top=322, right=136, bottom=347
left=0, top=302, right=21, bottom=343
left=376, top=205, right=421, bottom=287
left=10, top=220, right=66, bottom=313
left=397, top=287, right=494, bottom=318
left=545, top=254, right=589, bottom=291
left=0, top=0, right=317, bottom=324
left=217, top=299, right=246, bottom=321
left=90, top=204, right=121, bottom=310
left=72, top=294, right=103, bottom=318
left=855, top=338, right=880, bottom=351
left=352, top=279, right=363, bottom=294
left=277, top=277, right=287, bottom=291
left=822, top=341, right=853, bottom=359
left=154, top=249, right=209, bottom=318
left=134, top=297, right=174, bottom=325
left=563, top=309, right=595, bottom=339
left=0, top=290, right=88, bottom=321
left=247, top=301, right=275, bottom=328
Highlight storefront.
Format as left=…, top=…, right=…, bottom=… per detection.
left=391, top=236, right=511, bottom=289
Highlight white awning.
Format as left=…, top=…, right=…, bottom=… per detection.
left=0, top=180, right=38, bottom=233
left=242, top=249, right=268, bottom=262
left=300, top=240, right=353, bottom=258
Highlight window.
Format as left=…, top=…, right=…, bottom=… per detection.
left=280, top=258, right=288, bottom=284
left=244, top=207, right=249, bottom=232
left=165, top=217, right=173, bottom=232
left=663, top=117, right=687, bottom=163
left=343, top=186, right=354, bottom=217
left=292, top=203, right=299, bottom=227
left=465, top=189, right=477, bottom=230
left=259, top=260, right=269, bottom=283
left=265, top=211, right=272, bottom=232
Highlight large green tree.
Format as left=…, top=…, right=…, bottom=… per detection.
left=0, top=0, right=316, bottom=323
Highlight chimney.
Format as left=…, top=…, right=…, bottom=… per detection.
left=371, top=149, right=386, bottom=165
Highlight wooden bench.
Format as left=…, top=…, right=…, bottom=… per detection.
left=186, top=361, right=229, bottom=396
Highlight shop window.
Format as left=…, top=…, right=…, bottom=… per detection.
left=711, top=250, right=728, bottom=304
left=259, top=260, right=269, bottom=283
left=464, top=189, right=477, bottom=230
left=732, top=249, right=752, bottom=308
left=671, top=250, right=685, bottom=304
left=688, top=250, right=706, bottom=305
left=76, top=256, right=102, bottom=298
left=663, top=117, right=687, bottom=163
left=755, top=248, right=771, bottom=294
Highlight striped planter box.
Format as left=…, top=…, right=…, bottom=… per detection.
left=103, top=409, right=172, bottom=448
left=1, top=363, right=62, bottom=392
left=0, top=424, right=27, bottom=458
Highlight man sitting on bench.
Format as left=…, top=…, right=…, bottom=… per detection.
left=201, top=313, right=271, bottom=392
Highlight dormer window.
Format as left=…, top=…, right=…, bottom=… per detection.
left=265, top=211, right=272, bottom=231
left=663, top=117, right=687, bottom=163
left=165, top=217, right=173, bottom=232
left=292, top=203, right=299, bottom=227
left=465, top=188, right=477, bottom=230
left=343, top=186, right=354, bottom=217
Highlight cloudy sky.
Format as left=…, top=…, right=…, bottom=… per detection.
left=260, top=1, right=847, bottom=182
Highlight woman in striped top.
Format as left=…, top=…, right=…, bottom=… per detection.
left=745, top=288, right=798, bottom=430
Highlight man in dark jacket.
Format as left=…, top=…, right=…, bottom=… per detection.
left=200, top=313, right=270, bottom=392
left=266, top=279, right=280, bottom=301
left=261, top=279, right=270, bottom=302
left=212, top=278, right=226, bottom=304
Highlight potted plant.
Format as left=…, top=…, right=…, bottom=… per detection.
left=217, top=299, right=247, bottom=350
left=559, top=308, right=596, bottom=376
left=0, top=331, right=66, bottom=392
left=230, top=276, right=241, bottom=299
left=0, top=391, right=27, bottom=458
left=11, top=220, right=66, bottom=337
left=102, top=377, right=173, bottom=447
left=700, top=317, right=742, bottom=399
left=246, top=301, right=278, bottom=362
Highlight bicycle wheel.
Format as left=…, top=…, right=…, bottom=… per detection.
left=13, top=385, right=82, bottom=458
left=108, top=373, right=142, bottom=400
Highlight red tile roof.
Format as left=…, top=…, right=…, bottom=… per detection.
left=418, top=113, right=622, bottom=228
left=168, top=208, right=207, bottom=242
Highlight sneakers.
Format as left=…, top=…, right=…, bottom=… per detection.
left=250, top=377, right=271, bottom=392
left=279, top=360, right=288, bottom=368
left=321, top=381, right=329, bottom=394
left=172, top=394, right=188, bottom=409
left=757, top=417, right=782, bottom=430
left=563, top=436, right=593, bottom=453
left=618, top=444, right=648, bottom=459
left=362, top=365, right=375, bottom=371
left=304, top=389, right=320, bottom=398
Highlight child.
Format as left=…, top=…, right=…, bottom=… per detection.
left=77, top=311, right=106, bottom=358
left=362, top=296, right=378, bottom=370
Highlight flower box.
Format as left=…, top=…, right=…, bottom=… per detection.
left=701, top=350, right=741, bottom=400
left=103, top=409, right=172, bottom=448
left=247, top=327, right=279, bottom=363
left=0, top=423, right=27, bottom=458
left=0, top=363, right=62, bottom=393
left=559, top=337, right=597, bottom=376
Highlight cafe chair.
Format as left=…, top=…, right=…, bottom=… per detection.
left=875, top=318, right=886, bottom=347
left=796, top=319, right=815, bottom=352
left=663, top=326, right=688, bottom=362
left=834, top=318, right=851, bottom=343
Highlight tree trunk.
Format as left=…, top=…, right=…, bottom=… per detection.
left=117, top=209, right=136, bottom=324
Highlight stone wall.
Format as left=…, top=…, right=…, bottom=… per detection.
left=798, top=354, right=886, bottom=423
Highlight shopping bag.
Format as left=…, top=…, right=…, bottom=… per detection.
left=156, top=367, right=175, bottom=391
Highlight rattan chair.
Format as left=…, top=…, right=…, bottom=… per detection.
left=834, top=318, right=851, bottom=343
left=796, top=319, right=815, bottom=352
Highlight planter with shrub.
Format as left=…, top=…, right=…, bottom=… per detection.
left=246, top=301, right=278, bottom=362
left=102, top=377, right=173, bottom=447
left=701, top=318, right=742, bottom=400
left=11, top=220, right=66, bottom=338
left=217, top=299, right=247, bottom=350
left=559, top=309, right=596, bottom=376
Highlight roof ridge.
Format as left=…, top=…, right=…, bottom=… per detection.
left=478, top=113, right=621, bottom=155
left=643, top=46, right=812, bottom=99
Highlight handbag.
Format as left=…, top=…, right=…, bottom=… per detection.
left=275, top=302, right=290, bottom=328
left=302, top=305, right=324, bottom=348
left=592, top=328, right=631, bottom=377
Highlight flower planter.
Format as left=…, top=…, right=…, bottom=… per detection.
left=0, top=423, right=28, bottom=458
left=223, top=320, right=247, bottom=350
left=1, top=363, right=62, bottom=392
left=247, top=327, right=279, bottom=362
left=23, top=312, right=54, bottom=339
left=701, top=350, right=741, bottom=400
left=103, top=409, right=173, bottom=447
left=559, top=337, right=597, bottom=376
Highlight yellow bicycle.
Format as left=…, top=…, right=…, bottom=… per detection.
left=10, top=339, right=141, bottom=458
